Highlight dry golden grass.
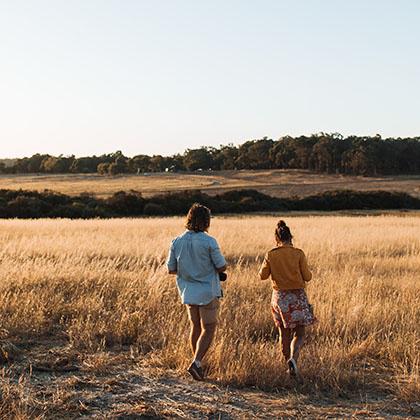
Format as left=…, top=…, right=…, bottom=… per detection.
left=0, top=215, right=419, bottom=417
left=1, top=170, right=419, bottom=198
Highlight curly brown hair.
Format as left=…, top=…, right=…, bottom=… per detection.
left=185, top=203, right=211, bottom=232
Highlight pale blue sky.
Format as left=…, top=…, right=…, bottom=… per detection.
left=1, top=1, right=419, bottom=158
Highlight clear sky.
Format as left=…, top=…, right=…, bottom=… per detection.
left=1, top=0, right=419, bottom=158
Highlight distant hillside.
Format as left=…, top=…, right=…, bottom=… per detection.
left=0, top=170, right=419, bottom=199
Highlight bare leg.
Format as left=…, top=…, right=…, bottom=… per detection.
left=194, top=322, right=217, bottom=362
left=290, top=326, right=305, bottom=361
left=278, top=324, right=292, bottom=362
left=190, top=322, right=202, bottom=355
left=188, top=306, right=202, bottom=355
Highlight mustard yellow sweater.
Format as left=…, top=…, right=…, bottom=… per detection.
left=259, top=244, right=312, bottom=290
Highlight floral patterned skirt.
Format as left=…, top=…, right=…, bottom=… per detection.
left=271, top=289, right=316, bottom=329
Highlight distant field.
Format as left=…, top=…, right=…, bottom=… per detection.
left=1, top=170, right=420, bottom=198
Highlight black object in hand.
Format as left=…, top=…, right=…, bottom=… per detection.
left=219, top=272, right=227, bottom=282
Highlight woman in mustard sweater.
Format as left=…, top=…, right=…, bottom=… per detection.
left=259, top=220, right=316, bottom=377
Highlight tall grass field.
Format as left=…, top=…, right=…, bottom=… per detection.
left=0, top=215, right=419, bottom=417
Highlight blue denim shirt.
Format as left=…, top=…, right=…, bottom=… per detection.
left=167, top=230, right=226, bottom=305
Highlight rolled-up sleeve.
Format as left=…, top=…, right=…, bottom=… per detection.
left=259, top=253, right=271, bottom=280
left=167, top=240, right=177, bottom=272
left=299, top=252, right=312, bottom=282
left=209, top=238, right=226, bottom=269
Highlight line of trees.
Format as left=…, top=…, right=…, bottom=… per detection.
left=1, top=133, right=420, bottom=176
left=0, top=188, right=419, bottom=219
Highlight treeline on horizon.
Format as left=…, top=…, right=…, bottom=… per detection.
left=0, top=188, right=419, bottom=219
left=1, top=133, right=420, bottom=176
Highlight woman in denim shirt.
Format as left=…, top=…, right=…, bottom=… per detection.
left=167, top=203, right=227, bottom=381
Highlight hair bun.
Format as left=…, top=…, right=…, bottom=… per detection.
left=278, top=220, right=286, bottom=228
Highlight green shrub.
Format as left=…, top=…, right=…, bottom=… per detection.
left=0, top=188, right=419, bottom=219
left=143, top=202, right=167, bottom=216
left=106, top=191, right=145, bottom=216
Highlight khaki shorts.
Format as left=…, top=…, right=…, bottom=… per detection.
left=186, top=298, right=220, bottom=325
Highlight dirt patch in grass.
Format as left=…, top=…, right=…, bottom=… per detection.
left=1, top=340, right=417, bottom=419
